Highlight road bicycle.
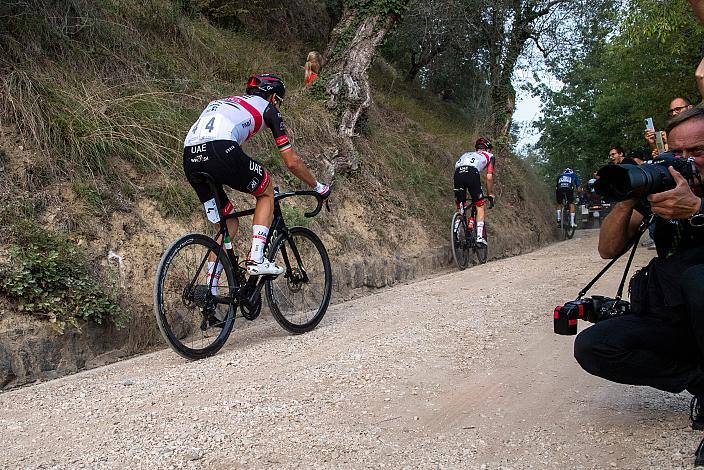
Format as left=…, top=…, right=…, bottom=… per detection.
left=154, top=172, right=332, bottom=360
left=450, top=197, right=493, bottom=269
left=559, top=192, right=576, bottom=240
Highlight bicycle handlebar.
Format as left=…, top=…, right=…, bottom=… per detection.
left=274, top=189, right=326, bottom=218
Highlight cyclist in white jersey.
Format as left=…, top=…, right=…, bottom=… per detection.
left=183, top=73, right=331, bottom=278
left=453, top=137, right=495, bottom=246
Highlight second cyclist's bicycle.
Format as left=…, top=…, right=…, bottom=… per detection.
left=451, top=196, right=494, bottom=269
left=154, top=172, right=332, bottom=360
left=559, top=192, right=576, bottom=240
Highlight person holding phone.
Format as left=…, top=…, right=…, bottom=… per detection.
left=645, top=98, right=694, bottom=155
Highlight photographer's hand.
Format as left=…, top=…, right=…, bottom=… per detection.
left=647, top=166, right=701, bottom=219
left=690, top=0, right=704, bottom=25
left=697, top=56, right=704, bottom=99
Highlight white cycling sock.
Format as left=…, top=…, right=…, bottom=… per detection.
left=556, top=209, right=561, bottom=221
left=477, top=221, right=485, bottom=238
left=249, top=225, right=269, bottom=264
left=206, top=261, right=223, bottom=295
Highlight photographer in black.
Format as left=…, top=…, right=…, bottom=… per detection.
left=574, top=107, right=704, bottom=432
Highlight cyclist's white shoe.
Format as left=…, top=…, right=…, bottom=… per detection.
left=476, top=236, right=487, bottom=246
left=246, top=259, right=284, bottom=276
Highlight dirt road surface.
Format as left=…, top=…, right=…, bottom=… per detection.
left=1, top=230, right=700, bottom=469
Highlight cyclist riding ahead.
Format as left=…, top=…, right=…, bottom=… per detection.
left=555, top=167, right=580, bottom=228
left=453, top=137, right=495, bottom=246
left=183, top=73, right=331, bottom=279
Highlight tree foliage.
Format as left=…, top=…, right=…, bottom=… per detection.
left=535, top=0, right=704, bottom=183
left=382, top=0, right=612, bottom=149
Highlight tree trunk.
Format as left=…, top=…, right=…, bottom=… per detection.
left=405, top=45, right=444, bottom=82
left=323, top=7, right=399, bottom=173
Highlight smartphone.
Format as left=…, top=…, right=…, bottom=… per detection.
left=644, top=117, right=655, bottom=131
left=655, top=131, right=665, bottom=153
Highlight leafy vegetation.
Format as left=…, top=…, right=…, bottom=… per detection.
left=0, top=0, right=554, bottom=334
left=0, top=219, right=126, bottom=333
left=534, top=0, right=704, bottom=183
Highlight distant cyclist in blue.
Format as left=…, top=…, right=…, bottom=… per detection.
left=555, top=168, right=581, bottom=228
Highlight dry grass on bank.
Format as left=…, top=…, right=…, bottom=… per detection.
left=0, top=0, right=554, bottom=342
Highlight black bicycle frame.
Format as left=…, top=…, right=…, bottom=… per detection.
left=193, top=176, right=324, bottom=308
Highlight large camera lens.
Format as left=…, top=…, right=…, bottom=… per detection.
left=595, top=163, right=674, bottom=201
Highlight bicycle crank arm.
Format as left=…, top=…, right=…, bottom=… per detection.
left=212, top=294, right=238, bottom=306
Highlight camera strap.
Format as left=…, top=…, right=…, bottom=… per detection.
left=577, top=218, right=650, bottom=299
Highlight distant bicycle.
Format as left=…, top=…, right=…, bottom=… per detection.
left=451, top=196, right=494, bottom=269
left=559, top=192, right=576, bottom=240
left=154, top=172, right=332, bottom=360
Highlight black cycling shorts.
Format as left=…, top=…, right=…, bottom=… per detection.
left=556, top=187, right=575, bottom=204
left=183, top=140, right=270, bottom=210
left=454, top=166, right=484, bottom=207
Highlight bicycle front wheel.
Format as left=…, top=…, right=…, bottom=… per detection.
left=154, top=233, right=236, bottom=360
left=265, top=227, right=332, bottom=334
left=451, top=212, right=469, bottom=269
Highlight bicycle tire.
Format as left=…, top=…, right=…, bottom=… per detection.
left=154, top=233, right=236, bottom=360
left=475, top=224, right=489, bottom=264
left=451, top=212, right=469, bottom=270
left=562, top=202, right=575, bottom=239
left=265, top=227, right=332, bottom=334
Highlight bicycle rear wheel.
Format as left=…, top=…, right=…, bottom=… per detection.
left=265, top=227, right=332, bottom=334
left=154, top=233, right=236, bottom=360
left=563, top=204, right=575, bottom=239
left=451, top=212, right=469, bottom=270
left=475, top=224, right=488, bottom=264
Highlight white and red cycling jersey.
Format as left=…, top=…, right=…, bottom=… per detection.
left=183, top=94, right=291, bottom=153
left=454, top=150, right=495, bottom=174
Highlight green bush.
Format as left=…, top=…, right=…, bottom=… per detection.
left=0, top=220, right=126, bottom=333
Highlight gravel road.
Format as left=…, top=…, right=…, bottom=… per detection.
left=1, top=230, right=700, bottom=469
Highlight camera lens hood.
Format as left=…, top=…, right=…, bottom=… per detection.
left=595, top=162, right=676, bottom=201
left=595, top=164, right=642, bottom=200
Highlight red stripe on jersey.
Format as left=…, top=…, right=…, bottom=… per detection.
left=275, top=135, right=289, bottom=146
left=232, top=97, right=263, bottom=140
left=479, top=151, right=494, bottom=175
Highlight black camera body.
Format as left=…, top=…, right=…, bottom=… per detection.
left=554, top=296, right=631, bottom=335
left=595, top=152, right=700, bottom=201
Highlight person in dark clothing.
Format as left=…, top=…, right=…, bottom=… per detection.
left=574, top=108, right=704, bottom=431
left=608, top=145, right=642, bottom=165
